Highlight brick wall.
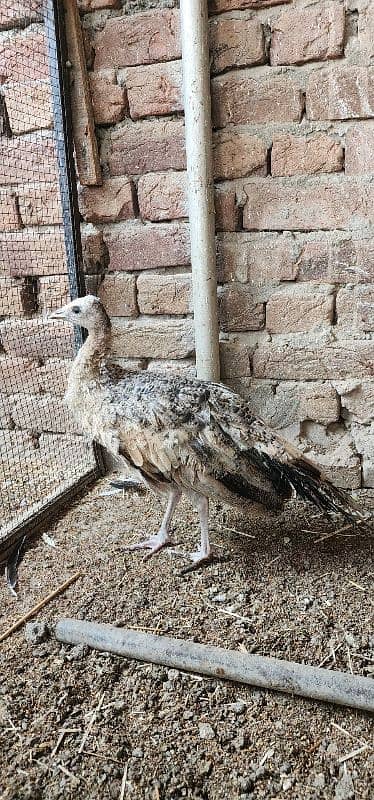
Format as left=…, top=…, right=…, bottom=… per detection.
left=79, top=0, right=373, bottom=489
left=1, top=0, right=373, bottom=493
left=0, top=1, right=95, bottom=513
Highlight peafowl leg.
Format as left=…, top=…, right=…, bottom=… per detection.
left=172, top=495, right=212, bottom=573
left=127, top=487, right=181, bottom=559
left=186, top=495, right=212, bottom=568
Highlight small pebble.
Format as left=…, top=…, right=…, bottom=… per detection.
left=212, top=593, right=227, bottom=603
left=25, top=621, right=49, bottom=645
left=198, top=722, right=215, bottom=740
left=227, top=700, right=246, bottom=715
left=65, top=644, right=89, bottom=661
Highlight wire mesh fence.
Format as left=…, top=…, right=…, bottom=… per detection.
left=0, top=0, right=98, bottom=546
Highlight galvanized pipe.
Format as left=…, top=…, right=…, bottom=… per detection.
left=180, top=0, right=220, bottom=381
left=56, top=620, right=374, bottom=713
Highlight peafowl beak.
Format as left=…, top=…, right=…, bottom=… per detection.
left=49, top=305, right=69, bottom=321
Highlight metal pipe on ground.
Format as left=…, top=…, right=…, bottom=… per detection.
left=55, top=620, right=374, bottom=713
left=180, top=0, right=220, bottom=382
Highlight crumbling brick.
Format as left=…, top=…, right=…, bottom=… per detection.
left=79, top=177, right=135, bottom=223
left=94, top=9, right=181, bottom=69
left=88, top=70, right=127, bottom=125
left=109, top=119, right=186, bottom=176
left=125, top=61, right=183, bottom=120
left=270, top=2, right=345, bottom=66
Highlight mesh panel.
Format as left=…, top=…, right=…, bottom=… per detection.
left=0, top=1, right=96, bottom=541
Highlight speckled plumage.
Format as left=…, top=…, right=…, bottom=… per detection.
left=52, top=296, right=362, bottom=568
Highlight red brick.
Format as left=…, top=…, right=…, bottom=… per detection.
left=217, top=232, right=374, bottom=286
left=109, top=119, right=186, bottom=176
left=3, top=80, right=53, bottom=135
left=336, top=286, right=374, bottom=332
left=137, top=273, right=192, bottom=315
left=219, top=285, right=265, bottom=332
left=18, top=184, right=62, bottom=227
left=0, top=356, right=40, bottom=395
left=292, top=235, right=374, bottom=284
left=253, top=338, right=374, bottom=380
left=0, top=133, right=57, bottom=187
left=271, top=133, right=343, bottom=177
left=88, top=70, right=127, bottom=125
left=0, top=192, right=21, bottom=232
left=125, top=61, right=183, bottom=120
left=211, top=71, right=303, bottom=127
left=138, top=171, right=238, bottom=230
left=105, top=221, right=190, bottom=272
left=217, top=232, right=298, bottom=284
left=213, top=131, right=267, bottom=180
left=215, top=187, right=239, bottom=232
left=37, top=359, right=71, bottom=397
left=138, top=171, right=187, bottom=222
left=98, top=274, right=138, bottom=317
left=306, top=67, right=374, bottom=120
left=243, top=178, right=374, bottom=232
left=357, top=0, right=374, bottom=60
left=0, top=318, right=74, bottom=360
left=0, top=393, right=12, bottom=429
left=345, top=126, right=374, bottom=175
left=94, top=9, right=180, bottom=69
left=38, top=275, right=70, bottom=313
left=81, top=227, right=109, bottom=274
left=266, top=286, right=334, bottom=333
left=10, top=393, right=78, bottom=435
left=0, top=1, right=42, bottom=29
left=220, top=340, right=252, bottom=381
left=0, top=278, right=36, bottom=317
left=112, top=318, right=194, bottom=360
left=0, top=230, right=67, bottom=278
left=210, top=16, right=265, bottom=74
left=209, top=0, right=291, bottom=12
left=0, top=433, right=39, bottom=471
left=79, top=177, right=135, bottom=223
left=78, top=0, right=120, bottom=9
left=270, top=2, right=345, bottom=66
left=0, top=28, right=48, bottom=83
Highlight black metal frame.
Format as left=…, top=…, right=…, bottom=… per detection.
left=46, top=0, right=85, bottom=340
left=1, top=0, right=106, bottom=564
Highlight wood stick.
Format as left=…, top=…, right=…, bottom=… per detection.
left=0, top=573, right=81, bottom=643
left=63, top=0, right=102, bottom=185
left=55, top=619, right=374, bottom=713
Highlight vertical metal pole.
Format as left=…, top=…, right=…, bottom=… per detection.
left=180, top=0, right=220, bottom=382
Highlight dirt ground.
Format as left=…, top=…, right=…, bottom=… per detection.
left=0, top=479, right=373, bottom=800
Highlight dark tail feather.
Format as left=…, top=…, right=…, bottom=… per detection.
left=284, top=458, right=368, bottom=524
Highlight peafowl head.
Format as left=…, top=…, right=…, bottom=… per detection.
left=49, top=294, right=111, bottom=333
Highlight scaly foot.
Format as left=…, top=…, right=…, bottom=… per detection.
left=170, top=547, right=213, bottom=574
left=126, top=531, right=173, bottom=560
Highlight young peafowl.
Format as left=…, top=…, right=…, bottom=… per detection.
left=51, top=295, right=365, bottom=571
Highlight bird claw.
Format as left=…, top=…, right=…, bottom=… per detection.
left=170, top=548, right=213, bottom=574
left=126, top=534, right=173, bottom=560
